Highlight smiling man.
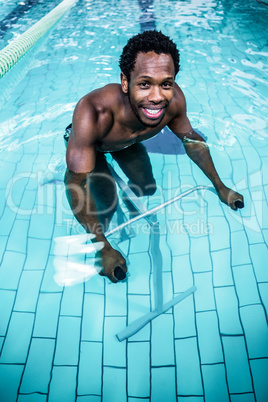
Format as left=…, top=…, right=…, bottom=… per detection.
left=64, top=30, right=244, bottom=283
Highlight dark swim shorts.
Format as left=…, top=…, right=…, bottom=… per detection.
left=64, top=123, right=72, bottom=145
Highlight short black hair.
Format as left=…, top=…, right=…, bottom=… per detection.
left=119, top=30, right=180, bottom=82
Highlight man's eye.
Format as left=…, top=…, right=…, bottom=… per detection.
left=139, top=82, right=150, bottom=88
left=162, top=82, right=172, bottom=88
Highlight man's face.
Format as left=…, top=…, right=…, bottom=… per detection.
left=121, top=51, right=175, bottom=128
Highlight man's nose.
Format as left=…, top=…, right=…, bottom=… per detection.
left=148, top=86, right=164, bottom=103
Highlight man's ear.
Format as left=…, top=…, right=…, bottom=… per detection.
left=121, top=72, right=128, bottom=94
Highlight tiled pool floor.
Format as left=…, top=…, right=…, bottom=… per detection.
left=0, top=0, right=268, bottom=401
left=0, top=143, right=267, bottom=401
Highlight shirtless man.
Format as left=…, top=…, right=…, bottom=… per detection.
left=65, top=30, right=244, bottom=283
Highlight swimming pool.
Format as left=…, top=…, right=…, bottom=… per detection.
left=0, top=0, right=268, bottom=400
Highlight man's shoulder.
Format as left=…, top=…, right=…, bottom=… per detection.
left=72, top=84, right=123, bottom=139
left=79, top=84, right=122, bottom=112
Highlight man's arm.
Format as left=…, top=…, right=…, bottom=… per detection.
left=65, top=99, right=126, bottom=282
left=168, top=87, right=244, bottom=210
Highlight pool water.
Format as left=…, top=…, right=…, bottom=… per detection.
left=0, top=0, right=268, bottom=401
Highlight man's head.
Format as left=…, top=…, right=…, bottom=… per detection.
left=119, top=30, right=180, bottom=82
left=119, top=31, right=180, bottom=128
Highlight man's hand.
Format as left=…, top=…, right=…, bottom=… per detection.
left=97, top=245, right=127, bottom=283
left=216, top=185, right=244, bottom=210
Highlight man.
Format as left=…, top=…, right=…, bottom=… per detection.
left=65, top=30, right=244, bottom=283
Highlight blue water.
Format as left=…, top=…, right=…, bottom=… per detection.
left=0, top=0, right=268, bottom=401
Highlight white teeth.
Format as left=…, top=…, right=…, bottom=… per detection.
left=145, top=108, right=161, bottom=115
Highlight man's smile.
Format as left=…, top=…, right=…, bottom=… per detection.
left=141, top=106, right=165, bottom=120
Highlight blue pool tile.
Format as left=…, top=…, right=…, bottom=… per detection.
left=224, top=209, right=245, bottom=233
left=172, top=255, right=194, bottom=294
left=6, top=219, right=29, bottom=254
left=54, top=316, right=81, bottom=365
left=128, top=342, right=150, bottom=398
left=174, top=295, right=196, bottom=338
left=14, top=270, right=43, bottom=312
left=33, top=293, right=61, bottom=338
left=152, top=314, right=175, bottom=366
left=60, top=283, right=84, bottom=316
left=3, top=176, right=25, bottom=213
left=102, top=367, right=126, bottom=402
left=0, top=364, right=24, bottom=402
left=17, top=190, right=36, bottom=219
left=78, top=341, right=102, bottom=396
left=41, top=255, right=62, bottom=293
left=240, top=305, right=268, bottom=359
left=190, top=236, right=212, bottom=273
left=29, top=211, right=55, bottom=240
left=0, top=290, right=16, bottom=336
left=128, top=399, right=149, bottom=402
left=0, top=251, right=25, bottom=290
left=249, top=243, right=268, bottom=282
left=250, top=359, right=268, bottom=402
left=202, top=364, right=229, bottom=402
left=194, top=272, right=216, bottom=312
left=82, top=293, right=104, bottom=342
left=0, top=312, right=34, bottom=364
left=129, top=230, right=150, bottom=253
left=205, top=192, right=224, bottom=217
left=252, top=199, right=267, bottom=233
left=0, top=336, right=4, bottom=351
left=0, top=235, right=8, bottom=262
left=196, top=311, right=223, bottom=364
left=84, top=275, right=104, bottom=294
left=16, top=154, right=36, bottom=172
left=127, top=295, right=151, bottom=342
left=232, top=264, right=260, bottom=307
left=222, top=336, right=253, bottom=394
left=48, top=366, right=77, bottom=402
left=231, top=231, right=251, bottom=266
left=103, top=317, right=126, bottom=367
left=259, top=283, right=268, bottom=316
left=20, top=338, right=55, bottom=393
left=0, top=189, right=6, bottom=216
left=175, top=338, right=203, bottom=396
left=77, top=397, right=101, bottom=402
left=230, top=394, right=256, bottom=402
left=208, top=216, right=230, bottom=252
left=151, top=367, right=176, bottom=402
left=262, top=229, right=268, bottom=246
left=214, top=286, right=243, bottom=335
left=244, top=219, right=264, bottom=245
left=211, top=249, right=233, bottom=287
left=128, top=252, right=150, bottom=295
left=178, top=398, right=204, bottom=402
left=164, top=271, right=175, bottom=304
left=18, top=394, right=47, bottom=402
left=167, top=228, right=190, bottom=257
left=105, top=281, right=127, bottom=316
left=24, top=238, right=51, bottom=270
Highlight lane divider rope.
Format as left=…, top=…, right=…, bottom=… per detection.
left=0, top=0, right=76, bottom=78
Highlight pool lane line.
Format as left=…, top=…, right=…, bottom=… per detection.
left=0, top=0, right=77, bottom=79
